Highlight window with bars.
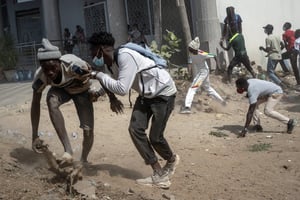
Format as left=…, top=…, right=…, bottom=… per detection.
left=125, top=0, right=154, bottom=36
left=84, top=1, right=108, bottom=38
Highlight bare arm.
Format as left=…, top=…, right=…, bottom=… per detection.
left=221, top=23, right=228, bottom=40
left=239, top=103, right=256, bottom=137
left=219, top=40, right=231, bottom=51
left=31, top=90, right=42, bottom=142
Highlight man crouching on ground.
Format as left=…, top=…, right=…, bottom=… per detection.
left=235, top=77, right=296, bottom=137
left=31, top=38, right=122, bottom=163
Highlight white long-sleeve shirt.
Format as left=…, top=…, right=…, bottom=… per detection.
left=95, top=48, right=177, bottom=98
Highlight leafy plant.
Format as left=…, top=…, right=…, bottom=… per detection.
left=0, top=34, right=18, bottom=70
left=150, top=30, right=181, bottom=63
left=248, top=143, right=272, bottom=152
left=173, top=66, right=189, bottom=80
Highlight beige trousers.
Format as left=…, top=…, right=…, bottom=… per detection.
left=253, top=93, right=289, bottom=125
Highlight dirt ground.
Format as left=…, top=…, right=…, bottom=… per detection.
left=0, top=73, right=299, bottom=200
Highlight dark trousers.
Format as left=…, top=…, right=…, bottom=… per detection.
left=227, top=54, right=256, bottom=82
left=279, top=49, right=300, bottom=85
left=128, top=95, right=175, bottom=165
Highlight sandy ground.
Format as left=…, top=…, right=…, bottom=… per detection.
left=0, top=74, right=299, bottom=200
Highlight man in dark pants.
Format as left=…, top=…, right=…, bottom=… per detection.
left=279, top=22, right=300, bottom=85
left=88, top=32, right=179, bottom=189
left=31, top=38, right=122, bottom=163
left=219, top=32, right=256, bottom=83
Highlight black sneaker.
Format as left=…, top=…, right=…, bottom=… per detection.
left=287, top=119, right=296, bottom=134
left=253, top=125, right=263, bottom=132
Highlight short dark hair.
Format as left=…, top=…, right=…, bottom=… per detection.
left=235, top=78, right=248, bottom=88
left=88, top=32, right=115, bottom=47
left=295, top=29, right=300, bottom=39
left=283, top=22, right=291, bottom=30
left=263, top=24, right=273, bottom=34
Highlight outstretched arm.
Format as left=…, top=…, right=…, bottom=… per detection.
left=221, top=23, right=228, bottom=40
left=90, top=71, right=124, bottom=114
left=259, top=46, right=268, bottom=53
left=31, top=90, right=44, bottom=153
left=239, top=103, right=256, bottom=137
left=219, top=40, right=231, bottom=51
left=102, top=84, right=124, bottom=114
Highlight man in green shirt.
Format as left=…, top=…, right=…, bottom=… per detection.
left=220, top=33, right=256, bottom=83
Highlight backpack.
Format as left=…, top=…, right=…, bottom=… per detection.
left=117, top=42, right=168, bottom=68
left=113, top=42, right=169, bottom=103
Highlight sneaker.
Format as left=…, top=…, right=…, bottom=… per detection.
left=136, top=171, right=171, bottom=189
left=280, top=82, right=288, bottom=90
left=180, top=107, right=191, bottom=114
left=163, top=154, right=180, bottom=177
left=221, top=100, right=227, bottom=106
left=253, top=125, right=263, bottom=132
left=287, top=119, right=297, bottom=134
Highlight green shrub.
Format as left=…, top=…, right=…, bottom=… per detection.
left=248, top=143, right=272, bottom=152
left=0, top=34, right=18, bottom=70
left=150, top=30, right=181, bottom=63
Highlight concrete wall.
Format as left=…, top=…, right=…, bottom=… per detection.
left=216, top=0, right=300, bottom=68
left=106, top=0, right=128, bottom=46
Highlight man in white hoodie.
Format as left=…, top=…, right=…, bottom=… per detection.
left=180, top=37, right=226, bottom=114
left=88, top=32, right=179, bottom=189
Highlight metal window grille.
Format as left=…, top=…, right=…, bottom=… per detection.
left=84, top=2, right=108, bottom=38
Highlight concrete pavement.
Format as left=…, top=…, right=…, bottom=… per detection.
left=0, top=81, right=34, bottom=107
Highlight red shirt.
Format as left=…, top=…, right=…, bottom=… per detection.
left=282, top=29, right=295, bottom=51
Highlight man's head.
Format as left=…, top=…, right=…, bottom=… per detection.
left=295, top=29, right=300, bottom=39
left=226, top=6, right=235, bottom=17
left=263, top=24, right=273, bottom=35
left=235, top=78, right=249, bottom=94
left=283, top=22, right=291, bottom=31
left=37, top=38, right=62, bottom=81
left=88, top=32, right=115, bottom=67
left=188, top=37, right=200, bottom=55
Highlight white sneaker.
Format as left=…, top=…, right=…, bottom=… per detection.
left=221, top=101, right=227, bottom=106
left=163, top=154, right=180, bottom=177
left=136, top=171, right=171, bottom=189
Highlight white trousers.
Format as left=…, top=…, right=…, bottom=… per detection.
left=184, top=65, right=224, bottom=108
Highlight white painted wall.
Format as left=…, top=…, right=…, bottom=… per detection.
left=216, top=0, right=300, bottom=68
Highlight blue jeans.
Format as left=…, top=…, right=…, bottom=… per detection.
left=267, top=59, right=282, bottom=85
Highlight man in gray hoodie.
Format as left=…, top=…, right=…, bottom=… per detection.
left=88, top=32, right=179, bottom=189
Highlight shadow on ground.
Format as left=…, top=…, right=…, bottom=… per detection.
left=82, top=163, right=143, bottom=180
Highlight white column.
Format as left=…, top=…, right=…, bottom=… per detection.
left=41, top=0, right=62, bottom=41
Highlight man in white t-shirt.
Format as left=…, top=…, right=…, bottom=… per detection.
left=259, top=24, right=287, bottom=88
left=235, top=78, right=296, bottom=137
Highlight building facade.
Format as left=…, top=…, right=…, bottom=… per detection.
left=1, top=0, right=299, bottom=76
